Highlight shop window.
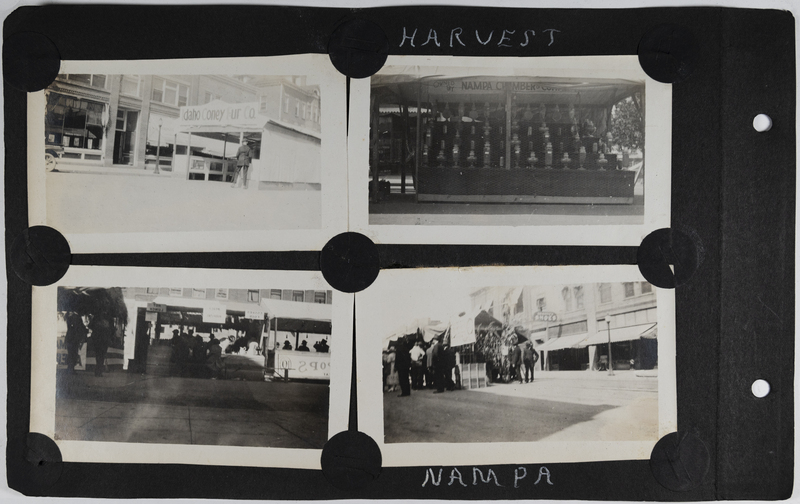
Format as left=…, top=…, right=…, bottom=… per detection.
left=314, top=291, right=327, bottom=304
left=641, top=282, right=652, bottom=294
left=269, top=289, right=282, bottom=300
left=47, top=94, right=104, bottom=151
left=248, top=290, right=260, bottom=302
left=599, top=283, right=612, bottom=303
left=536, top=297, right=546, bottom=312
left=623, top=282, right=635, bottom=298
left=574, top=286, right=584, bottom=309
left=292, top=290, right=304, bottom=302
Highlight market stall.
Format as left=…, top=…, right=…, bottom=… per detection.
left=262, top=298, right=332, bottom=381
left=172, top=99, right=321, bottom=189
left=371, top=74, right=644, bottom=203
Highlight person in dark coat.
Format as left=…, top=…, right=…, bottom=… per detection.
left=522, top=341, right=537, bottom=383
left=88, top=314, right=114, bottom=377
left=509, top=342, right=523, bottom=383
left=64, top=312, right=87, bottom=374
left=231, top=140, right=252, bottom=189
left=393, top=339, right=412, bottom=397
left=297, top=340, right=310, bottom=352
left=431, top=338, right=446, bottom=393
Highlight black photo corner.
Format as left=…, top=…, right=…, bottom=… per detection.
left=3, top=3, right=795, bottom=501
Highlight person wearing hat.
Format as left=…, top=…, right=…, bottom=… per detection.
left=232, top=139, right=253, bottom=189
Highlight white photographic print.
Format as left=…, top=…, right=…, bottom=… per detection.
left=30, top=267, right=353, bottom=469
left=348, top=55, right=672, bottom=246
left=28, top=55, right=348, bottom=253
left=356, top=266, right=676, bottom=467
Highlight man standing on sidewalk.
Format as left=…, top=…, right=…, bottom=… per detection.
left=232, top=140, right=252, bottom=189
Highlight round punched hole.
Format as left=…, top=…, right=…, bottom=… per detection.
left=9, top=226, right=71, bottom=286
left=328, top=19, right=389, bottom=79
left=638, top=24, right=697, bottom=84
left=321, top=431, right=382, bottom=490
left=751, top=379, right=771, bottom=398
left=650, top=431, right=710, bottom=491
left=320, top=232, right=380, bottom=293
left=753, top=114, right=773, bottom=132
left=3, top=32, right=61, bottom=92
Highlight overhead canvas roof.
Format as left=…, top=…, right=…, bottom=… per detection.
left=579, top=323, right=657, bottom=347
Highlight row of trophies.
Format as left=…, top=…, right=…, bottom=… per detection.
left=420, top=102, right=615, bottom=170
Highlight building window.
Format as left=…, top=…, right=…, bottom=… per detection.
left=284, top=98, right=290, bottom=113
left=60, top=74, right=107, bottom=89
left=536, top=297, right=546, bottom=312
left=121, top=75, right=141, bottom=96
left=146, top=287, right=159, bottom=294
left=292, top=290, right=304, bottom=302
left=248, top=290, right=260, bottom=302
left=599, top=283, right=612, bottom=303
left=514, top=291, right=524, bottom=314
left=562, top=286, right=573, bottom=311
left=314, top=291, right=327, bottom=304
left=623, top=282, right=635, bottom=298
left=270, top=289, right=282, bottom=300
left=641, top=282, right=652, bottom=294
left=152, top=77, right=189, bottom=106
left=574, top=286, right=584, bottom=309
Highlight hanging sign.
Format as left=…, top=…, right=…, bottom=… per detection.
left=203, top=305, right=226, bottom=324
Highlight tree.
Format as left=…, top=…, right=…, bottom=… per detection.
left=610, top=94, right=643, bottom=152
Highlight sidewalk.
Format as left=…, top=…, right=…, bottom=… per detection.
left=55, top=369, right=330, bottom=448
left=46, top=170, right=321, bottom=234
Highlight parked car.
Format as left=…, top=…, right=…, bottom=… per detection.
left=45, top=145, right=63, bottom=172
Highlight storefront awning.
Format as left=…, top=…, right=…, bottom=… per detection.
left=260, top=298, right=332, bottom=335
left=579, top=323, right=657, bottom=347
left=536, top=332, right=590, bottom=352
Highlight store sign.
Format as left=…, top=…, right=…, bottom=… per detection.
left=244, top=309, right=265, bottom=320
left=428, top=79, right=567, bottom=94
left=202, top=305, right=226, bottom=324
left=145, top=311, right=159, bottom=322
left=147, top=302, right=166, bottom=313
left=275, top=351, right=331, bottom=380
left=451, top=316, right=476, bottom=347
left=177, top=100, right=262, bottom=129
left=534, top=311, right=557, bottom=322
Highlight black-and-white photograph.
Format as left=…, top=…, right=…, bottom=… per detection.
left=28, top=56, right=347, bottom=253
left=31, top=267, right=351, bottom=469
left=349, top=56, right=671, bottom=246
left=357, top=266, right=675, bottom=466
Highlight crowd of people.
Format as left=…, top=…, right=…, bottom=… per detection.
left=169, top=328, right=264, bottom=379
left=280, top=338, right=329, bottom=353
left=383, top=336, right=458, bottom=397
left=506, top=340, right=541, bottom=384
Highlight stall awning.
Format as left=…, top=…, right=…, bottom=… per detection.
left=260, top=298, right=332, bottom=335
left=536, top=332, right=590, bottom=352
left=579, top=323, right=657, bottom=347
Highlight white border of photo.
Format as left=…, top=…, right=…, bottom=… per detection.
left=356, top=265, right=676, bottom=467
left=30, top=266, right=353, bottom=470
left=348, top=55, right=672, bottom=246
left=28, top=54, right=348, bottom=253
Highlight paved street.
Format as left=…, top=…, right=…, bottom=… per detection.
left=383, top=370, right=658, bottom=443
left=55, top=346, right=330, bottom=448
left=46, top=170, right=321, bottom=234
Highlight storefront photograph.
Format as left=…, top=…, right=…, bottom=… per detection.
left=356, top=268, right=670, bottom=451
left=35, top=55, right=348, bottom=247
left=363, top=59, right=659, bottom=229
left=53, top=285, right=333, bottom=449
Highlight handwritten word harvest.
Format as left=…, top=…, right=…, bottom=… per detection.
left=399, top=28, right=561, bottom=48
left=422, top=466, right=553, bottom=488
